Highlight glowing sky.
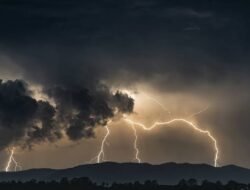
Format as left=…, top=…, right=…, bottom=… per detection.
left=0, top=0, right=250, bottom=170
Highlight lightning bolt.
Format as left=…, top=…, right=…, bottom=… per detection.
left=130, top=124, right=141, bottom=163
left=90, top=92, right=219, bottom=167
left=124, top=118, right=219, bottom=167
left=187, top=105, right=210, bottom=119
left=5, top=148, right=22, bottom=172
left=143, top=93, right=171, bottom=117
left=89, top=125, right=111, bottom=164
left=144, top=93, right=209, bottom=120
left=97, top=126, right=110, bottom=163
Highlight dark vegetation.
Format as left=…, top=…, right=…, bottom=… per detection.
left=0, top=177, right=249, bottom=190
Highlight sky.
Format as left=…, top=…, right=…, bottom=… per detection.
left=0, top=0, right=250, bottom=170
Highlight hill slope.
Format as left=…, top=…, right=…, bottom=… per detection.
left=0, top=162, right=249, bottom=184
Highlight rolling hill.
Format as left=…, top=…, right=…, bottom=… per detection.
left=0, top=162, right=249, bottom=185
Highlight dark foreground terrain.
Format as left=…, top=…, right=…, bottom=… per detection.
left=0, top=162, right=250, bottom=185
left=0, top=177, right=249, bottom=190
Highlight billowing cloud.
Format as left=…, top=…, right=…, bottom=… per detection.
left=0, top=80, right=134, bottom=149
left=0, top=80, right=38, bottom=149
left=47, top=85, right=134, bottom=141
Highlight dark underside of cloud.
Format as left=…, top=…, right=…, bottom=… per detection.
left=0, top=0, right=249, bottom=90
left=0, top=80, right=134, bottom=150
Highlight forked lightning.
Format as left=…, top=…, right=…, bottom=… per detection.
left=124, top=118, right=219, bottom=167
left=93, top=93, right=219, bottom=167
left=89, top=125, right=110, bottom=163
left=5, top=148, right=22, bottom=172
left=3, top=94, right=218, bottom=170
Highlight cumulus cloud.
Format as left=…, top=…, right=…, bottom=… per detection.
left=47, top=85, right=134, bottom=141
left=0, top=80, right=54, bottom=149
left=0, top=80, right=134, bottom=149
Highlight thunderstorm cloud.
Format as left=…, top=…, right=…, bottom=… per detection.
left=0, top=80, right=134, bottom=149
left=0, top=0, right=250, bottom=168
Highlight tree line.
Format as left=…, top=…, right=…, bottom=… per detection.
left=0, top=177, right=248, bottom=190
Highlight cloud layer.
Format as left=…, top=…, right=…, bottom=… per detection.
left=0, top=0, right=250, bottom=167
left=0, top=80, right=134, bottom=150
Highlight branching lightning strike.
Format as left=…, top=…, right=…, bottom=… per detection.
left=91, top=93, right=219, bottom=167
left=97, top=126, right=110, bottom=163
left=89, top=125, right=111, bottom=164
left=5, top=148, right=22, bottom=172
left=124, top=118, right=219, bottom=167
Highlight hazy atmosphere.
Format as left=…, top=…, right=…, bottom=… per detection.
left=0, top=0, right=250, bottom=171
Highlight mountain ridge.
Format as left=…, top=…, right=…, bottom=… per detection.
left=0, top=162, right=250, bottom=184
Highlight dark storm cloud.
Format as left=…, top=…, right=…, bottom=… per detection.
left=0, top=0, right=249, bottom=90
left=26, top=101, right=62, bottom=146
left=0, top=80, right=36, bottom=149
left=47, top=85, right=134, bottom=141
left=0, top=80, right=134, bottom=148
left=0, top=80, right=61, bottom=149
left=113, top=92, right=134, bottom=113
left=0, top=0, right=250, bottom=166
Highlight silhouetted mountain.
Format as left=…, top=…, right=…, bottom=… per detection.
left=0, top=162, right=250, bottom=184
